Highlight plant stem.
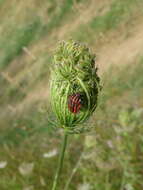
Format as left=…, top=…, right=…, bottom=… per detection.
left=64, top=151, right=84, bottom=190
left=52, top=132, right=68, bottom=190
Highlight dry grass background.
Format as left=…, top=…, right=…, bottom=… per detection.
left=0, top=0, right=143, bottom=189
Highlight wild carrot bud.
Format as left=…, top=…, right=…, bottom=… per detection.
left=50, top=40, right=101, bottom=133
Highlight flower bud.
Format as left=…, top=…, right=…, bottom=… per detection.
left=50, top=40, right=101, bottom=133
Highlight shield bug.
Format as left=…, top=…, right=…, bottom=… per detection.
left=68, top=93, right=83, bottom=114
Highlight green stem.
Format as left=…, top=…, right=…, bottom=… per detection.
left=52, top=132, right=68, bottom=190
left=64, top=151, right=84, bottom=190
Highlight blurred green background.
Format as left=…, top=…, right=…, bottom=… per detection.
left=0, top=0, right=143, bottom=189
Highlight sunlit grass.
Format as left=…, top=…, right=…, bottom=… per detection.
left=0, top=59, right=143, bottom=189
left=72, top=0, right=143, bottom=43
left=0, top=0, right=143, bottom=189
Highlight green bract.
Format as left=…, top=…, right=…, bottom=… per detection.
left=50, top=40, right=101, bottom=133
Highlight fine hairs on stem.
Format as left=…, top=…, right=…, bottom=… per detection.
left=52, top=132, right=68, bottom=190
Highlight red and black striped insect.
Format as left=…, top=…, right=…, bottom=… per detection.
left=68, top=93, right=83, bottom=114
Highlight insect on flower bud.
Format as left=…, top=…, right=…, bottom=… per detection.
left=50, top=40, right=101, bottom=133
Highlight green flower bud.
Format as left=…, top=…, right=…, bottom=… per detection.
left=50, top=40, right=101, bottom=133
